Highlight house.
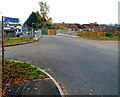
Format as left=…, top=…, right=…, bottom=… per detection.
left=92, top=24, right=102, bottom=32
left=74, top=24, right=86, bottom=32
left=4, top=29, right=16, bottom=37
left=0, top=21, right=16, bottom=38
left=82, top=24, right=102, bottom=32
left=3, top=17, right=25, bottom=37
left=82, top=24, right=95, bottom=32
left=9, top=24, right=22, bottom=34
left=101, top=25, right=118, bottom=33
left=62, top=23, right=78, bottom=31
left=53, top=23, right=102, bottom=33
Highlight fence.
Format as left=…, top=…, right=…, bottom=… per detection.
left=68, top=30, right=78, bottom=36
left=49, top=29, right=106, bottom=37
left=56, top=30, right=67, bottom=35
left=78, top=32, right=106, bottom=37
left=34, top=30, right=42, bottom=40
left=41, top=28, right=48, bottom=35
left=56, top=30, right=78, bottom=36
left=48, top=29, right=56, bottom=35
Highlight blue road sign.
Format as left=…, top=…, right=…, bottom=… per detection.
left=22, top=28, right=28, bottom=32
left=4, top=17, right=19, bottom=23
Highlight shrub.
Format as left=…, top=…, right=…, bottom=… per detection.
left=106, top=32, right=112, bottom=37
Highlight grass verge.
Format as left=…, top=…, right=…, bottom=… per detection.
left=4, top=37, right=33, bottom=45
left=84, top=37, right=120, bottom=40
left=2, top=59, right=49, bottom=96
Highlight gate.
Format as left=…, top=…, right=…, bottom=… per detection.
left=41, top=28, right=48, bottom=35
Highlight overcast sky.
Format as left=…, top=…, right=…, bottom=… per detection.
left=0, top=0, right=119, bottom=24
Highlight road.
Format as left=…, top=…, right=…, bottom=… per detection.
left=5, top=35, right=118, bottom=95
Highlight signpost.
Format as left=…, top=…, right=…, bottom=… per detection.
left=4, top=17, right=19, bottom=23
left=1, top=16, right=19, bottom=66
left=2, top=16, right=4, bottom=66
left=0, top=21, right=2, bottom=37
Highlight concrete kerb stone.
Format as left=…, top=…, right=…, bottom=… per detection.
left=33, top=36, right=41, bottom=41
left=5, top=60, right=64, bottom=97
left=79, top=37, right=119, bottom=41
left=31, top=65, right=65, bottom=96
left=4, top=36, right=42, bottom=47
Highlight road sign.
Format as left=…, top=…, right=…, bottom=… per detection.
left=4, top=17, right=19, bottom=23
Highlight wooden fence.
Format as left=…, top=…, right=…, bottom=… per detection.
left=78, top=32, right=106, bottom=37
left=48, top=29, right=56, bottom=35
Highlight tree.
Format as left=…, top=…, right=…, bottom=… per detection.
left=39, top=2, right=52, bottom=25
left=24, top=12, right=38, bottom=28
left=24, top=2, right=52, bottom=30
left=35, top=11, right=42, bottom=27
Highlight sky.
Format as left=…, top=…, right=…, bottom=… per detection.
left=0, top=0, right=119, bottom=24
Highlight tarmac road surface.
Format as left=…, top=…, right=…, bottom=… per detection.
left=5, top=35, right=118, bottom=95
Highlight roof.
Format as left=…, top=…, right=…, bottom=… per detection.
left=62, top=23, right=77, bottom=29
left=4, top=29, right=16, bottom=31
left=53, top=23, right=77, bottom=29
left=9, top=24, right=21, bottom=26
left=102, top=26, right=118, bottom=32
left=83, top=24, right=95, bottom=29
left=92, top=24, right=102, bottom=29
left=74, top=24, right=85, bottom=29
left=53, top=23, right=102, bottom=30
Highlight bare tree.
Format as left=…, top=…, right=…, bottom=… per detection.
left=38, top=2, right=52, bottom=24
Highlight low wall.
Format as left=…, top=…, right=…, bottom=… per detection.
left=48, top=29, right=56, bottom=35
left=78, top=32, right=106, bottom=37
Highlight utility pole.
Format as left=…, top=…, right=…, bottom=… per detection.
left=2, top=16, right=4, bottom=66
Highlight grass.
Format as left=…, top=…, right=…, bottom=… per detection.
left=2, top=59, right=49, bottom=96
left=4, top=37, right=33, bottom=45
left=84, top=37, right=120, bottom=40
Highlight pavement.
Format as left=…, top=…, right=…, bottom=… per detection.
left=5, top=35, right=118, bottom=95
left=5, top=79, right=62, bottom=97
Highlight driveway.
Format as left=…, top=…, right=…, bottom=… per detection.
left=5, top=35, right=118, bottom=95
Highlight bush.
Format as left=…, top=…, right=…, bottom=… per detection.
left=7, top=37, right=10, bottom=41
left=106, top=32, right=112, bottom=37
left=114, top=31, right=120, bottom=37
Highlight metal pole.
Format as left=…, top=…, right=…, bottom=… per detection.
left=2, top=16, right=4, bottom=66
left=32, top=27, right=33, bottom=37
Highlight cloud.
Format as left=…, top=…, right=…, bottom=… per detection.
left=0, top=0, right=119, bottom=24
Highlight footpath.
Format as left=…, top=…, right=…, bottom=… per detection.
left=5, top=78, right=63, bottom=96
